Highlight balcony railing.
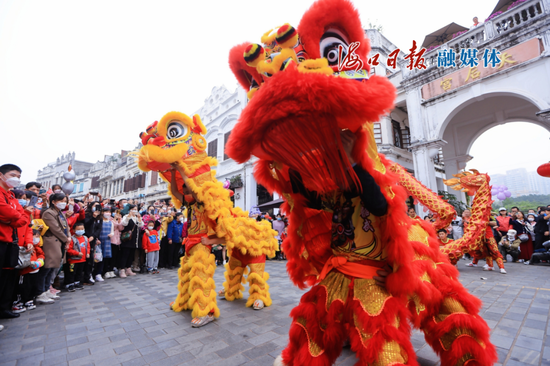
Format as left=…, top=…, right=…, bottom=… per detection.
left=407, top=0, right=546, bottom=77
left=493, top=0, right=544, bottom=35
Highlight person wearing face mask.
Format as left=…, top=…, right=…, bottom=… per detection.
left=0, top=166, right=29, bottom=309
left=15, top=229, right=45, bottom=310
left=82, top=203, right=103, bottom=285
left=37, top=193, right=70, bottom=304
left=143, top=221, right=160, bottom=274
left=166, top=212, right=185, bottom=269
left=109, top=211, right=124, bottom=277
left=157, top=209, right=174, bottom=269
left=93, top=210, right=114, bottom=281
left=498, top=229, right=520, bottom=263
left=2, top=190, right=36, bottom=316
left=534, top=207, right=550, bottom=251
left=513, top=211, right=534, bottom=263
left=65, top=222, right=89, bottom=292
left=51, top=185, right=62, bottom=194
left=273, top=214, right=285, bottom=260
left=119, top=205, right=144, bottom=277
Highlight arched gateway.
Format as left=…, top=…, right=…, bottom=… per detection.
left=381, top=0, right=550, bottom=202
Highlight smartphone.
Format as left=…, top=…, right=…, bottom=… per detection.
left=68, top=204, right=74, bottom=212
left=39, top=189, right=46, bottom=195
left=29, top=196, right=39, bottom=208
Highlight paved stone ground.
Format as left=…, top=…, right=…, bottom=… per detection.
left=1, top=258, right=549, bottom=366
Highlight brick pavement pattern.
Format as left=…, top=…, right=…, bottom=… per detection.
left=0, top=258, right=549, bottom=366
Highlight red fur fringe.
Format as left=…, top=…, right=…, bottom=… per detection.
left=225, top=69, right=395, bottom=164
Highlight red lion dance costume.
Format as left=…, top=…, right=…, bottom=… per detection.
left=225, top=0, right=497, bottom=365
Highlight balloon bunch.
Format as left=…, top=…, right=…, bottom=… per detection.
left=491, top=185, right=511, bottom=201
left=62, top=165, right=76, bottom=196
left=223, top=179, right=234, bottom=197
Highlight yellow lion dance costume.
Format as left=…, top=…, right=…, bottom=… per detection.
left=135, top=112, right=277, bottom=326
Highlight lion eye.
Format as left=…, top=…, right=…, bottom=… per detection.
left=166, top=121, right=187, bottom=140
left=320, top=30, right=349, bottom=66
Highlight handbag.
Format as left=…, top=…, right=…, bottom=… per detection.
left=15, top=246, right=32, bottom=269
left=94, top=244, right=103, bottom=263
left=519, top=233, right=529, bottom=243
left=121, top=224, right=136, bottom=242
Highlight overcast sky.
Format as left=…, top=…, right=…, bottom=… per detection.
left=2, top=0, right=546, bottom=184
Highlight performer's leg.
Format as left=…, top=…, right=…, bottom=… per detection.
left=187, top=244, right=219, bottom=319
left=485, top=257, right=494, bottom=268
left=222, top=256, right=245, bottom=301
left=486, top=237, right=504, bottom=270
left=171, top=253, right=191, bottom=312
left=279, top=272, right=348, bottom=366
left=348, top=279, right=415, bottom=365
left=408, top=261, right=497, bottom=365
left=422, top=295, right=497, bottom=366
left=246, top=262, right=271, bottom=308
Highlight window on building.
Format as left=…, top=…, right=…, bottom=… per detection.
left=208, top=139, right=218, bottom=158
left=257, top=184, right=273, bottom=206
left=433, top=148, right=444, bottom=166
left=373, top=123, right=382, bottom=144
left=401, top=126, right=410, bottom=148
left=150, top=171, right=158, bottom=186
left=79, top=183, right=84, bottom=192
left=392, top=120, right=403, bottom=149
left=91, top=176, right=100, bottom=189
left=224, top=132, right=231, bottom=160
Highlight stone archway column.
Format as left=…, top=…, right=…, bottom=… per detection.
left=406, top=87, right=439, bottom=192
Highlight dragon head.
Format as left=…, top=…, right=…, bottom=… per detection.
left=226, top=0, right=395, bottom=194
left=443, top=169, right=490, bottom=196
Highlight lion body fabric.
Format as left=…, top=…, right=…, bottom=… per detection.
left=225, top=0, right=497, bottom=364
left=135, top=112, right=278, bottom=318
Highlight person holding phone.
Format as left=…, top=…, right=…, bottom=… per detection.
left=119, top=205, right=144, bottom=277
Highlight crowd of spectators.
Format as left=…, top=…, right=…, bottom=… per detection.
left=0, top=162, right=295, bottom=332
left=0, top=163, right=195, bottom=332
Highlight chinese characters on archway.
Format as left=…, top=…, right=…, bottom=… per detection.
left=340, top=41, right=514, bottom=72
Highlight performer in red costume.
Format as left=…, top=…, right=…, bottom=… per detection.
left=225, top=0, right=497, bottom=364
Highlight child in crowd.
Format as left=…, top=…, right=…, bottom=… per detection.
left=143, top=221, right=160, bottom=274
left=437, top=229, right=453, bottom=246
left=65, top=222, right=90, bottom=292
left=12, top=230, right=45, bottom=312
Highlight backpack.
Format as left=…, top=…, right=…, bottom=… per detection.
left=69, top=236, right=88, bottom=260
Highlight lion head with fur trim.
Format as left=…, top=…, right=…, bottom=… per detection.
left=136, top=111, right=208, bottom=173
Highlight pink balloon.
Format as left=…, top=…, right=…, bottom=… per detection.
left=497, top=192, right=506, bottom=200
left=504, top=191, right=511, bottom=198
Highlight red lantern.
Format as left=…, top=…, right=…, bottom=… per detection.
left=537, top=162, right=550, bottom=178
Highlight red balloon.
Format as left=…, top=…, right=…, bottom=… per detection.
left=537, top=162, right=550, bottom=178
